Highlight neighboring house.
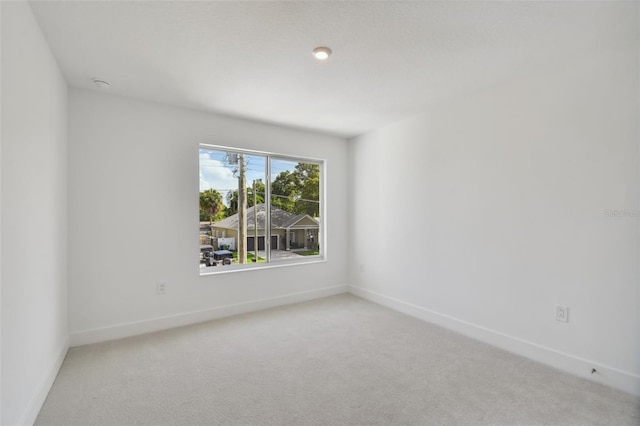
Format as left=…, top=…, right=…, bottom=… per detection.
left=211, top=203, right=319, bottom=251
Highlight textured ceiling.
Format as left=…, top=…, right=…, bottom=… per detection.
left=29, top=1, right=633, bottom=138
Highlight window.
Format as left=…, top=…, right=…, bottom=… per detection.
left=199, top=145, right=324, bottom=273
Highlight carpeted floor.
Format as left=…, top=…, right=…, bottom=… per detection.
left=36, top=294, right=640, bottom=425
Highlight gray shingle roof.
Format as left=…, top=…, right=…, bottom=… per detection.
left=213, top=204, right=318, bottom=230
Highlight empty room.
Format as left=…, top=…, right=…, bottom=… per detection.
left=2, top=1, right=639, bottom=425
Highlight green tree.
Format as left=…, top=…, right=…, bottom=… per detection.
left=297, top=174, right=320, bottom=217
left=249, top=180, right=266, bottom=207
left=269, top=163, right=320, bottom=216
left=200, top=189, right=223, bottom=224
left=292, top=163, right=320, bottom=217
left=223, top=163, right=320, bottom=218
left=271, top=170, right=297, bottom=212
left=225, top=180, right=265, bottom=217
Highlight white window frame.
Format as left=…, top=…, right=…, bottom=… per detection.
left=199, top=144, right=326, bottom=275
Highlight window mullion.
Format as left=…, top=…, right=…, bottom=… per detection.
left=265, top=155, right=272, bottom=263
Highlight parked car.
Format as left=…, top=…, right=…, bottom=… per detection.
left=200, top=245, right=213, bottom=264
left=212, top=250, right=233, bottom=265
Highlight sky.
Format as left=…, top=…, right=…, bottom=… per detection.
left=199, top=148, right=298, bottom=206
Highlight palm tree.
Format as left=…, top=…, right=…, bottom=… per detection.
left=200, top=189, right=223, bottom=224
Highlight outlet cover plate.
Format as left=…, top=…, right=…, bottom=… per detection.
left=556, top=305, right=569, bottom=322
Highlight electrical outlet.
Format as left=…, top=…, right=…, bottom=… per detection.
left=555, top=305, right=569, bottom=322
left=156, top=282, right=167, bottom=295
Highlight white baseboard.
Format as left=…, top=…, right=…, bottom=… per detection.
left=349, top=285, right=640, bottom=397
left=70, top=285, right=348, bottom=347
left=19, top=337, right=69, bottom=426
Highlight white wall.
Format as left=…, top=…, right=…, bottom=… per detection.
left=1, top=2, right=69, bottom=425
left=68, top=89, right=349, bottom=344
left=349, top=6, right=640, bottom=396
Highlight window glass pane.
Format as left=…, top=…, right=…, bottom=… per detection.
left=199, top=148, right=265, bottom=270
left=269, top=159, right=321, bottom=262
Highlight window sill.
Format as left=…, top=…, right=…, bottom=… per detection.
left=199, top=256, right=326, bottom=276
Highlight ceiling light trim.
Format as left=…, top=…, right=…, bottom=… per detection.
left=312, top=47, right=332, bottom=61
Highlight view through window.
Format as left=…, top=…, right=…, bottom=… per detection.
left=199, top=145, right=323, bottom=272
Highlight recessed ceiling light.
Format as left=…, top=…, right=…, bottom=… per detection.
left=312, top=47, right=332, bottom=61
left=92, top=78, right=111, bottom=89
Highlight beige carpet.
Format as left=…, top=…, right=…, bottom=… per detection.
left=36, top=294, right=639, bottom=425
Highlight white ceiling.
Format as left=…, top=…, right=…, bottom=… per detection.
left=29, top=1, right=631, bottom=138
